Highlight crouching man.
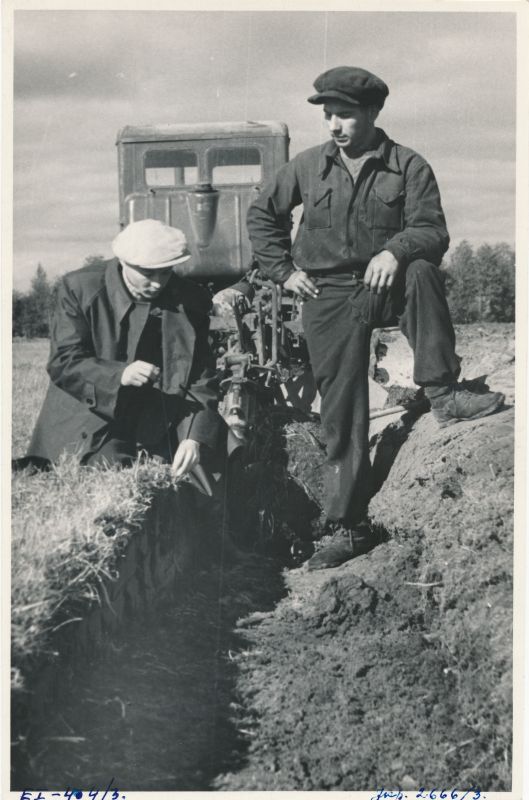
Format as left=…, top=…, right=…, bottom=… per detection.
left=27, top=219, right=219, bottom=477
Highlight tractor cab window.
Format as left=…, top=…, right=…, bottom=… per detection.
left=209, top=147, right=262, bottom=185
left=144, top=149, right=198, bottom=187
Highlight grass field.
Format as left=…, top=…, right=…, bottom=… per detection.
left=11, top=339, right=174, bottom=688
left=11, top=338, right=50, bottom=458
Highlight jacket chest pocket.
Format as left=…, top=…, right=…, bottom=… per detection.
left=304, top=188, right=332, bottom=229
left=371, top=187, right=405, bottom=231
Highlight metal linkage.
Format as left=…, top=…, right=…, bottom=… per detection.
left=213, top=278, right=314, bottom=445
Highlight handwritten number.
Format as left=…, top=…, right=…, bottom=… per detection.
left=368, top=790, right=476, bottom=800
left=100, top=778, right=115, bottom=800
left=17, top=789, right=122, bottom=800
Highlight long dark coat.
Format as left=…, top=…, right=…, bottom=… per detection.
left=27, top=258, right=219, bottom=463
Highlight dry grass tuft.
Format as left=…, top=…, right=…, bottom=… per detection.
left=11, top=455, right=180, bottom=684
left=11, top=339, right=192, bottom=687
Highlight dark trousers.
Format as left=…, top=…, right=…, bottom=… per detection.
left=82, top=392, right=182, bottom=467
left=82, top=430, right=176, bottom=467
left=82, top=423, right=225, bottom=472
left=301, top=259, right=461, bottom=525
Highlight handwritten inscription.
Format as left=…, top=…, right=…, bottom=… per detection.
left=370, top=789, right=483, bottom=800
left=18, top=779, right=125, bottom=800
left=19, top=793, right=126, bottom=800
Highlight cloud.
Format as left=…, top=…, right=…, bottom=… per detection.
left=435, top=156, right=515, bottom=247
left=11, top=9, right=518, bottom=289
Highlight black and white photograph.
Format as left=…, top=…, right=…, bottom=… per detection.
left=5, top=1, right=527, bottom=797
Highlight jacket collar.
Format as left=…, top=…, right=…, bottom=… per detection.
left=104, top=258, right=183, bottom=321
left=317, top=128, right=401, bottom=178
left=105, top=259, right=134, bottom=322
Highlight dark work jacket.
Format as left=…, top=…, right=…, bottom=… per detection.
left=246, top=128, right=450, bottom=283
left=27, top=259, right=219, bottom=463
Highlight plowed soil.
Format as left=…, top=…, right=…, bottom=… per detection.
left=215, top=409, right=513, bottom=791
left=14, top=324, right=515, bottom=792
left=214, top=324, right=514, bottom=791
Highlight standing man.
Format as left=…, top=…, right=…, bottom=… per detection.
left=27, top=219, right=219, bottom=477
left=246, top=66, right=504, bottom=570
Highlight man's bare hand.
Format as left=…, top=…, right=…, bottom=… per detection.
left=121, top=360, right=160, bottom=387
left=172, top=438, right=200, bottom=478
left=364, top=251, right=400, bottom=294
left=283, top=270, right=320, bottom=300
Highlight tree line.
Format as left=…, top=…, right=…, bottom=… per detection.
left=442, top=241, right=515, bottom=324
left=12, top=242, right=516, bottom=338
left=12, top=256, right=106, bottom=338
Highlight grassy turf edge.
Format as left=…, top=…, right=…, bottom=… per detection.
left=11, top=456, right=185, bottom=691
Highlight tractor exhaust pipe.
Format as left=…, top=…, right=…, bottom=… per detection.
left=186, top=183, right=219, bottom=248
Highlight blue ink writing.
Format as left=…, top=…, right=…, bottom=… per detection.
left=18, top=781, right=126, bottom=800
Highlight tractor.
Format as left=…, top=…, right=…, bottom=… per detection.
left=116, top=120, right=319, bottom=448
left=115, top=120, right=415, bottom=451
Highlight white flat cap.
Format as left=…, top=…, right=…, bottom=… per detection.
left=112, top=219, right=191, bottom=269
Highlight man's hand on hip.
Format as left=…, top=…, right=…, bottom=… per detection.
left=283, top=270, right=320, bottom=300
left=121, top=361, right=161, bottom=387
left=364, top=251, right=400, bottom=294
left=172, top=438, right=200, bottom=478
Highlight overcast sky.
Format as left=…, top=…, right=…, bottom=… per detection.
left=12, top=9, right=516, bottom=290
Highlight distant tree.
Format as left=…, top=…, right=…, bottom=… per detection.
left=443, top=240, right=480, bottom=323
left=28, top=264, right=53, bottom=336
left=476, top=242, right=515, bottom=322
left=442, top=241, right=515, bottom=323
left=12, top=264, right=54, bottom=338
left=12, top=289, right=26, bottom=337
left=13, top=257, right=110, bottom=339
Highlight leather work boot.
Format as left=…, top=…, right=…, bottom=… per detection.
left=429, top=384, right=505, bottom=428
left=307, top=522, right=379, bottom=571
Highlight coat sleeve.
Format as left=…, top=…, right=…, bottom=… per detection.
left=383, top=157, right=450, bottom=267
left=176, top=292, right=220, bottom=450
left=47, top=278, right=126, bottom=421
left=246, top=159, right=303, bottom=283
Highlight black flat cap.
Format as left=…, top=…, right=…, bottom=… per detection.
left=308, top=66, right=389, bottom=109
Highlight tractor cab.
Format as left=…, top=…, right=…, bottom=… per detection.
left=116, top=121, right=289, bottom=284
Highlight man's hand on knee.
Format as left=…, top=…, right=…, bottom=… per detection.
left=364, top=251, right=400, bottom=294
left=284, top=270, right=320, bottom=300
left=172, top=438, right=200, bottom=478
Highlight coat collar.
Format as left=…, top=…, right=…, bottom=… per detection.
left=317, top=128, right=401, bottom=178
left=105, top=259, right=135, bottom=322
left=104, top=258, right=183, bottom=321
